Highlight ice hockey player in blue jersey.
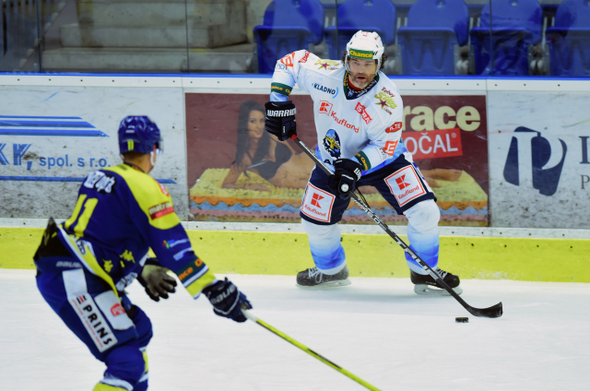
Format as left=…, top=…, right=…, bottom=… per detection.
left=34, top=116, right=252, bottom=391
left=264, top=30, right=462, bottom=295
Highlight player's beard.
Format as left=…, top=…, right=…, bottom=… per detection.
left=349, top=71, right=375, bottom=90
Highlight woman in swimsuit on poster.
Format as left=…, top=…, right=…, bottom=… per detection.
left=222, top=100, right=314, bottom=192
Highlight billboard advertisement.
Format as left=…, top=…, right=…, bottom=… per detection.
left=488, top=90, right=590, bottom=229
left=0, top=84, right=186, bottom=219
left=186, top=92, right=489, bottom=226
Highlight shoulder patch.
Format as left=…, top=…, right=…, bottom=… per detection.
left=149, top=202, right=174, bottom=220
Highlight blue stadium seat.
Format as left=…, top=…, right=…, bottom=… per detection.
left=253, top=0, right=324, bottom=73
left=324, top=0, right=396, bottom=60
left=470, top=0, right=542, bottom=75
left=546, top=0, right=590, bottom=77
left=397, top=0, right=469, bottom=75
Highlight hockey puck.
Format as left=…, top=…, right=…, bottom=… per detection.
left=455, top=317, right=469, bottom=323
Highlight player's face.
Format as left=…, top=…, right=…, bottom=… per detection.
left=247, top=110, right=265, bottom=139
left=348, top=58, right=377, bottom=89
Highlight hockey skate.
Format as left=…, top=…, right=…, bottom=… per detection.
left=411, top=267, right=463, bottom=296
left=296, top=266, right=351, bottom=289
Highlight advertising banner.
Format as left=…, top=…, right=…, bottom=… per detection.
left=186, top=92, right=489, bottom=226
left=0, top=85, right=186, bottom=219
left=488, top=91, right=590, bottom=229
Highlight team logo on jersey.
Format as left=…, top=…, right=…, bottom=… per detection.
left=323, top=129, right=342, bottom=158
left=312, top=83, right=338, bottom=97
left=301, top=184, right=335, bottom=223
left=375, top=91, right=397, bottom=115
left=355, top=102, right=372, bottom=124
left=315, top=59, right=340, bottom=71
left=385, top=166, right=427, bottom=207
left=386, top=122, right=403, bottom=133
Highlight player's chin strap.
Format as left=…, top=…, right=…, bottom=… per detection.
left=150, top=151, right=157, bottom=168
left=241, top=309, right=382, bottom=391
left=290, top=135, right=503, bottom=319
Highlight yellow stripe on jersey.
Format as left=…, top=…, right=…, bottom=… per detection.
left=105, top=164, right=180, bottom=230
left=93, top=383, right=128, bottom=391
left=58, top=225, right=119, bottom=298
left=64, top=195, right=98, bottom=236
left=185, top=269, right=217, bottom=298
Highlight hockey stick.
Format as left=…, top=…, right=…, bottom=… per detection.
left=292, top=135, right=503, bottom=318
left=241, top=309, right=382, bottom=391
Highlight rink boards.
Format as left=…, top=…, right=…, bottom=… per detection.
left=2, top=221, right=589, bottom=283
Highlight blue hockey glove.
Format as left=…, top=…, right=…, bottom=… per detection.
left=265, top=101, right=297, bottom=141
left=329, top=158, right=363, bottom=199
left=202, top=278, right=252, bottom=323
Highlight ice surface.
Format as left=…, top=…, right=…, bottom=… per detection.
left=2, top=269, right=589, bottom=391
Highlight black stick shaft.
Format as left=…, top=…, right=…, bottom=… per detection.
left=292, top=135, right=503, bottom=318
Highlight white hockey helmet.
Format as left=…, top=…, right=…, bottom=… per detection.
left=345, top=30, right=385, bottom=73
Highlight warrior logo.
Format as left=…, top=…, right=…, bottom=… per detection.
left=323, top=129, right=342, bottom=158
left=503, top=127, right=567, bottom=196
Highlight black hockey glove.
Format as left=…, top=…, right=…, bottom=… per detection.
left=265, top=100, right=297, bottom=141
left=202, top=277, right=252, bottom=323
left=137, top=260, right=177, bottom=302
left=329, top=158, right=363, bottom=199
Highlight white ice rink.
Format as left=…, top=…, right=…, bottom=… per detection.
left=2, top=269, right=590, bottom=391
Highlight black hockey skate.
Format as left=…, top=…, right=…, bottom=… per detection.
left=411, top=267, right=463, bottom=296
left=296, top=266, right=351, bottom=289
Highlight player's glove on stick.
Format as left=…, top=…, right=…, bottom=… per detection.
left=265, top=101, right=297, bottom=141
left=329, top=158, right=363, bottom=199
left=202, top=277, right=252, bottom=323
left=138, top=260, right=177, bottom=302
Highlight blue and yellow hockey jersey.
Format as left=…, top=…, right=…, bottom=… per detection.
left=57, top=163, right=216, bottom=298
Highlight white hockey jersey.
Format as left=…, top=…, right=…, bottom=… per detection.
left=270, top=50, right=408, bottom=175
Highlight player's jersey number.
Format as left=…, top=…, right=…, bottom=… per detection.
left=65, top=194, right=98, bottom=236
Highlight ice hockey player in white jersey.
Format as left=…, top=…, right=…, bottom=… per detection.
left=264, top=30, right=462, bottom=295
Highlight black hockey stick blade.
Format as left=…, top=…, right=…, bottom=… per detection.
left=292, top=135, right=503, bottom=318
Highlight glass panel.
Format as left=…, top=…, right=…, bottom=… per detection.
left=1, top=0, right=42, bottom=72
left=251, top=0, right=328, bottom=73
left=545, top=0, right=590, bottom=77
left=3, top=0, right=586, bottom=76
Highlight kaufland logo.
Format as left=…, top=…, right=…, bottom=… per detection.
left=311, top=193, right=323, bottom=207
left=503, top=127, right=567, bottom=196
left=396, top=175, right=410, bottom=190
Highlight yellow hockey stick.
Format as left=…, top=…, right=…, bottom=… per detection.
left=242, top=309, right=381, bottom=391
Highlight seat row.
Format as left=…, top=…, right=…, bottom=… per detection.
left=253, top=0, right=590, bottom=77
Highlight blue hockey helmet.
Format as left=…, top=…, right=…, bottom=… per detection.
left=118, top=116, right=163, bottom=155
